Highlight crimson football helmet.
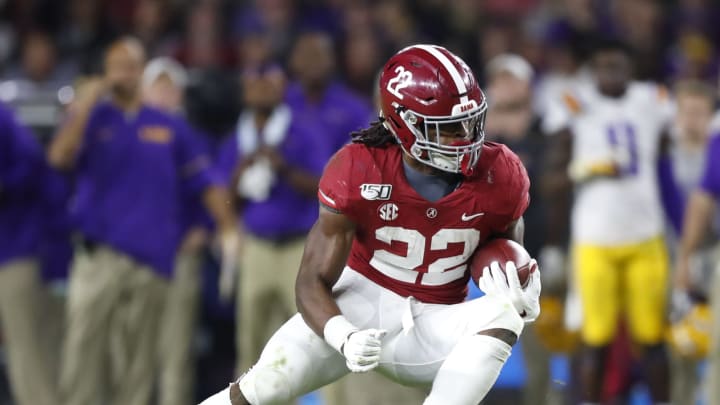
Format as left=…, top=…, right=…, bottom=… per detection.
left=379, top=44, right=487, bottom=175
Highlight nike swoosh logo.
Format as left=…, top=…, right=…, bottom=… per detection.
left=461, top=212, right=485, bottom=221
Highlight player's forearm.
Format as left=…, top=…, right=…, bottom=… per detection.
left=295, top=239, right=347, bottom=337
left=280, top=167, right=319, bottom=198
left=296, top=274, right=344, bottom=337
left=540, top=130, right=572, bottom=196
left=657, top=156, right=684, bottom=234
left=203, top=186, right=237, bottom=233
left=295, top=213, right=355, bottom=337
left=48, top=105, right=94, bottom=170
left=544, top=191, right=570, bottom=246
left=678, top=190, right=715, bottom=259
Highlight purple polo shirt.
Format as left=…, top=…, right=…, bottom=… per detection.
left=0, top=103, right=46, bottom=265
left=38, top=171, right=73, bottom=281
left=215, top=119, right=328, bottom=240
left=700, top=134, right=720, bottom=198
left=71, top=101, right=216, bottom=276
left=285, top=81, right=373, bottom=152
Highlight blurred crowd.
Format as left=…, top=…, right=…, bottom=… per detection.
left=2, top=0, right=719, bottom=129
left=1, top=0, right=720, bottom=404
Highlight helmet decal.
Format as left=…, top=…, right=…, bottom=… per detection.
left=386, top=66, right=413, bottom=100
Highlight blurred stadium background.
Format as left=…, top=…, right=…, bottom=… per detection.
left=0, top=0, right=719, bottom=404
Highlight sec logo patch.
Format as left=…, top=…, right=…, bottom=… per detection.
left=378, top=203, right=399, bottom=221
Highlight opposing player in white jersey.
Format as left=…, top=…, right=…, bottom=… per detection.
left=200, top=44, right=542, bottom=405
left=543, top=39, right=673, bottom=404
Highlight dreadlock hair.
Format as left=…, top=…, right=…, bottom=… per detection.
left=351, top=117, right=398, bottom=148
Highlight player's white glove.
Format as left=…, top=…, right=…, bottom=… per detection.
left=324, top=315, right=387, bottom=373
left=479, top=261, right=542, bottom=323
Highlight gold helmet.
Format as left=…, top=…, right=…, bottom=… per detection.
left=533, top=296, right=579, bottom=353
left=667, top=303, right=712, bottom=359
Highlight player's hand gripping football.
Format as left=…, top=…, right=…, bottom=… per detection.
left=479, top=260, right=542, bottom=322
left=324, top=315, right=387, bottom=373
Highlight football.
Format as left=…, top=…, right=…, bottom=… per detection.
left=470, top=238, right=537, bottom=289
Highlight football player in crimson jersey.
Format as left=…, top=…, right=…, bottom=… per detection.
left=201, top=44, right=542, bottom=405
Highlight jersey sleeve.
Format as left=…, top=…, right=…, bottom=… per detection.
left=174, top=119, right=218, bottom=194
left=507, top=152, right=531, bottom=220
left=318, top=145, right=355, bottom=213
left=542, top=91, right=580, bottom=135
left=700, top=134, right=720, bottom=198
left=494, top=145, right=531, bottom=223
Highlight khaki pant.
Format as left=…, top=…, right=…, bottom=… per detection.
left=158, top=251, right=201, bottom=405
left=0, top=259, right=56, bottom=405
left=707, top=262, right=720, bottom=405
left=323, top=372, right=428, bottom=405
left=236, top=235, right=305, bottom=374
left=60, top=245, right=167, bottom=405
left=40, top=280, right=67, bottom=392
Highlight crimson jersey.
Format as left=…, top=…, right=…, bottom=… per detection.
left=318, top=142, right=530, bottom=304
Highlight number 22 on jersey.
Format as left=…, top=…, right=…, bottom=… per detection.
left=370, top=227, right=480, bottom=286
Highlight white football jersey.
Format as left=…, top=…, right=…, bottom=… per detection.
left=544, top=81, right=674, bottom=245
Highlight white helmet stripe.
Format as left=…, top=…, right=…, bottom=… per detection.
left=413, top=44, right=468, bottom=103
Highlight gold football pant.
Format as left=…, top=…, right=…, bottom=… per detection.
left=574, top=236, right=668, bottom=346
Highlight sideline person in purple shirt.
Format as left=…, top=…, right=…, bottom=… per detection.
left=0, top=102, right=57, bottom=405
left=218, top=32, right=376, bottom=401
left=47, top=38, right=238, bottom=405
left=285, top=30, right=373, bottom=152
left=0, top=104, right=45, bottom=265
left=214, top=63, right=331, bottom=376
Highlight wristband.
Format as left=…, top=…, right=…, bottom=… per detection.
left=323, top=315, right=358, bottom=353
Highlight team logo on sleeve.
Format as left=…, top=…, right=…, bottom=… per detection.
left=361, top=184, right=393, bottom=201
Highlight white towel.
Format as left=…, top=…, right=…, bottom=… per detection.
left=235, top=105, right=292, bottom=201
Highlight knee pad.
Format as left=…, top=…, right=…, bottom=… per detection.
left=239, top=366, right=291, bottom=405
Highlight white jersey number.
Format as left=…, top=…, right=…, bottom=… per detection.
left=369, top=227, right=480, bottom=286
left=386, top=66, right=413, bottom=100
